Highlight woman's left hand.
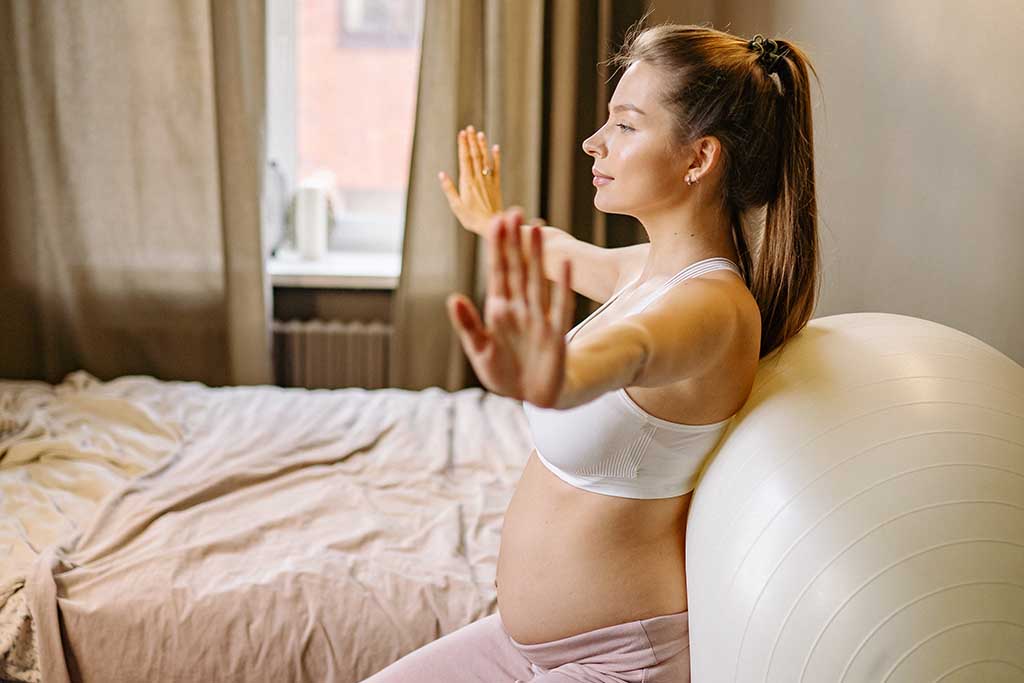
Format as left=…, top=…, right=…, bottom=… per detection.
left=446, top=208, right=575, bottom=408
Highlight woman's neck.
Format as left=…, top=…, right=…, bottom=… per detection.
left=634, top=210, right=738, bottom=285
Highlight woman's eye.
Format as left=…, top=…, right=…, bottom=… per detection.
left=615, top=123, right=634, bottom=133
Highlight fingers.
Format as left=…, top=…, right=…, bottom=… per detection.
left=550, top=258, right=573, bottom=332
left=504, top=210, right=526, bottom=303
left=525, top=224, right=544, bottom=320
left=488, top=215, right=510, bottom=301
left=447, top=294, right=488, bottom=354
left=458, top=125, right=499, bottom=182
left=437, top=171, right=459, bottom=206
left=561, top=259, right=574, bottom=330
left=438, top=170, right=477, bottom=232
left=471, top=128, right=486, bottom=169
left=465, top=126, right=483, bottom=178
left=486, top=208, right=562, bottom=334
left=469, top=126, right=486, bottom=173
left=474, top=131, right=502, bottom=212
left=457, top=129, right=471, bottom=185
left=473, top=128, right=499, bottom=179
left=529, top=216, right=551, bottom=311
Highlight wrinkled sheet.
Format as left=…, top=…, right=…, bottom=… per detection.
left=1, top=371, right=531, bottom=682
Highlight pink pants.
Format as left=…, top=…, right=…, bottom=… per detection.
left=360, top=609, right=690, bottom=682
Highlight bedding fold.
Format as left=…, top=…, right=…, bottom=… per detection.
left=3, top=372, right=531, bottom=682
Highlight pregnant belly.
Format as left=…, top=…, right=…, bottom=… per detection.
left=496, top=450, right=690, bottom=645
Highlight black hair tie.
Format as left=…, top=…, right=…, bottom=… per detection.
left=748, top=34, right=789, bottom=74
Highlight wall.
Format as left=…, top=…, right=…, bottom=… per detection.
left=646, top=0, right=1023, bottom=363
left=273, top=287, right=391, bottom=323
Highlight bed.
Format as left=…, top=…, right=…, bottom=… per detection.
left=1, top=371, right=531, bottom=682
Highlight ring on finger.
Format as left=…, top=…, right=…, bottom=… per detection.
left=481, top=167, right=492, bottom=176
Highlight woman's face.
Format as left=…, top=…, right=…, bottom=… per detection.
left=582, top=60, right=690, bottom=216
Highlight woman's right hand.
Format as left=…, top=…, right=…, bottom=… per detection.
left=438, top=125, right=504, bottom=237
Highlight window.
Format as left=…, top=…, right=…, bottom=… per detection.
left=265, top=0, right=424, bottom=282
left=339, top=0, right=421, bottom=48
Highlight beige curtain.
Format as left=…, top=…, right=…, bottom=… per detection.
left=0, top=0, right=271, bottom=386
left=390, top=0, right=648, bottom=392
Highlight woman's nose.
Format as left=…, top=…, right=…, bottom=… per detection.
left=582, top=133, right=603, bottom=158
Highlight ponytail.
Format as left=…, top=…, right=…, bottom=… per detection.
left=748, top=39, right=822, bottom=359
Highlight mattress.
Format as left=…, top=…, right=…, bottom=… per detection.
left=0, top=371, right=531, bottom=682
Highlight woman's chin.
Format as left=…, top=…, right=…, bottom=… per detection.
left=593, top=193, right=615, bottom=212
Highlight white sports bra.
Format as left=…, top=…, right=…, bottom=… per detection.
left=521, top=257, right=742, bottom=499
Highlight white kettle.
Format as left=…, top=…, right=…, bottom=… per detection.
left=292, top=171, right=339, bottom=261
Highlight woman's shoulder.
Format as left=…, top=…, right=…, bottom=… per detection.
left=667, top=269, right=760, bottom=393
left=704, top=268, right=761, bottom=353
left=624, top=272, right=759, bottom=423
left=615, top=253, right=760, bottom=357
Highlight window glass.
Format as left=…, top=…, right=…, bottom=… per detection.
left=297, top=0, right=424, bottom=253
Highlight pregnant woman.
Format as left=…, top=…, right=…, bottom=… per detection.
left=363, top=22, right=821, bottom=683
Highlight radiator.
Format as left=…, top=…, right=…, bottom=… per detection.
left=272, top=319, right=392, bottom=389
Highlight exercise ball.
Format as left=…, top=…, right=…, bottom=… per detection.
left=686, top=312, right=1024, bottom=683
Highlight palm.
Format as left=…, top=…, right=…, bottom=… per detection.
left=480, top=296, right=566, bottom=405
left=447, top=209, right=574, bottom=408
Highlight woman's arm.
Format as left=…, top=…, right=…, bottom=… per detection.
left=439, top=124, right=648, bottom=304
left=554, top=318, right=648, bottom=409
left=553, top=279, right=737, bottom=409
left=518, top=224, right=646, bottom=304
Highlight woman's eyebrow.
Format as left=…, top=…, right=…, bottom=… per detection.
left=610, top=103, right=646, bottom=115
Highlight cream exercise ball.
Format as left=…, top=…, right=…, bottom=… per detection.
left=686, top=312, right=1024, bottom=683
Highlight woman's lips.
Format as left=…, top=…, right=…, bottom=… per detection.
left=593, top=175, right=613, bottom=186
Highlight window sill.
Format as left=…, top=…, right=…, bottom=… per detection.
left=268, top=249, right=401, bottom=290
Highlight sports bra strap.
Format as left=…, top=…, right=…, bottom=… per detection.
left=566, top=257, right=740, bottom=342
left=632, top=257, right=740, bottom=313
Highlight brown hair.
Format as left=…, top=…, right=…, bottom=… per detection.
left=605, top=18, right=823, bottom=360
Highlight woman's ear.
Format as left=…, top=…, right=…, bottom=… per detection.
left=693, top=135, right=721, bottom=177
left=682, top=135, right=722, bottom=184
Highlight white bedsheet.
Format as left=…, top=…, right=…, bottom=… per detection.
left=1, top=371, right=530, bottom=682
